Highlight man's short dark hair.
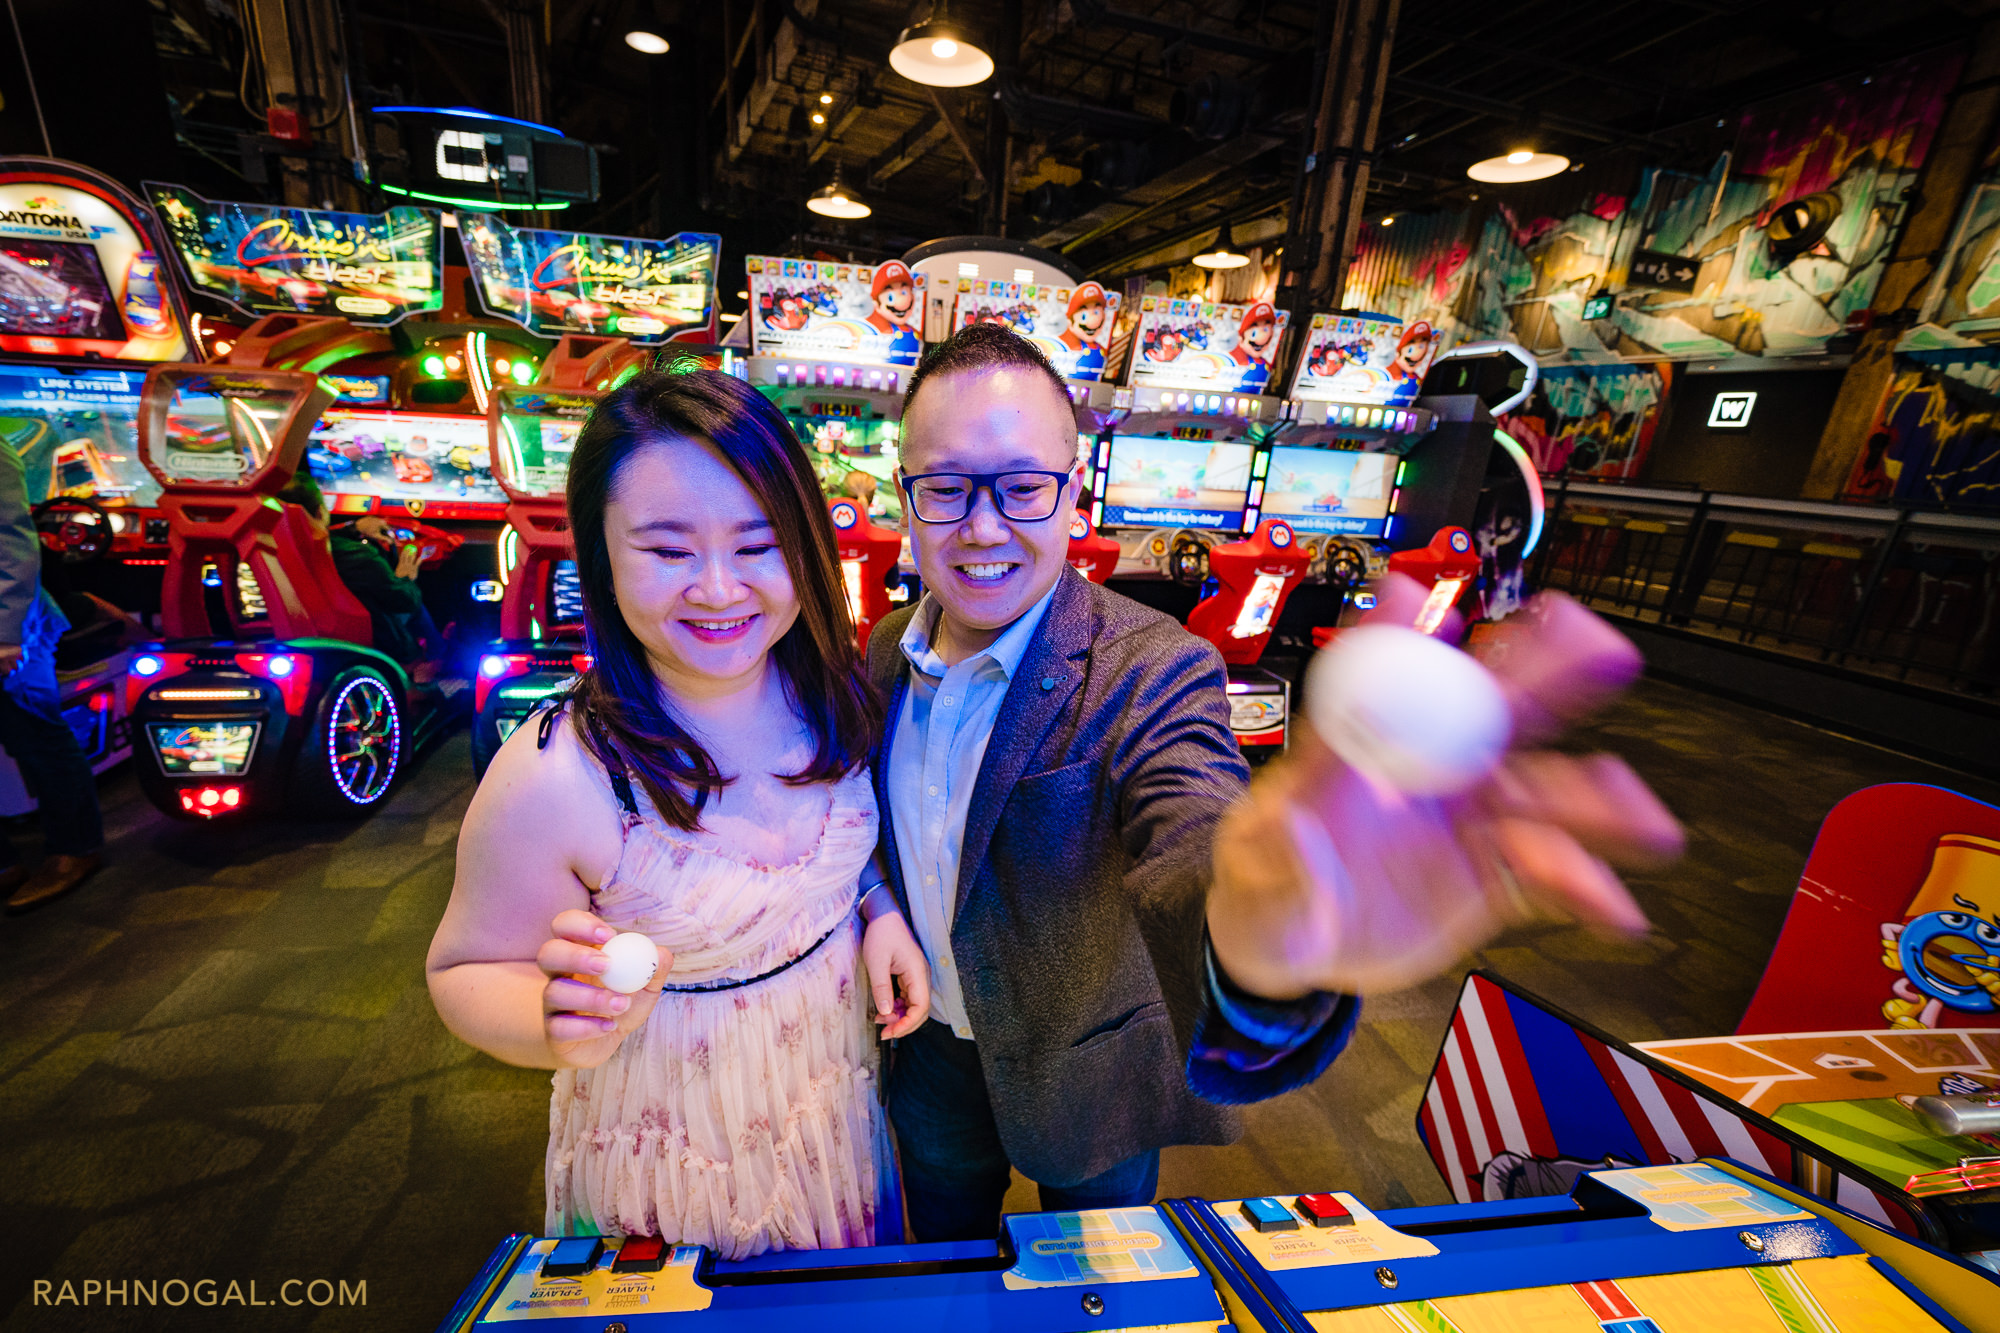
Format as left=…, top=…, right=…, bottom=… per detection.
left=276, top=471, right=325, bottom=520
left=903, top=322, right=1074, bottom=418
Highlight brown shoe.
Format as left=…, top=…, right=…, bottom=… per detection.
left=5, top=853, right=102, bottom=913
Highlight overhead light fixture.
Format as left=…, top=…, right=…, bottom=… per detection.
left=1192, top=219, right=1250, bottom=270
left=819, top=93, right=834, bottom=105
left=807, top=164, right=871, bottom=219
left=1467, top=149, right=1569, bottom=183
left=811, top=112, right=826, bottom=125
left=624, top=30, right=670, bottom=55
left=889, top=2, right=993, bottom=87
left=1381, top=215, right=1395, bottom=227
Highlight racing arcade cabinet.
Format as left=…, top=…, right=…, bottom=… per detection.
left=126, top=350, right=462, bottom=819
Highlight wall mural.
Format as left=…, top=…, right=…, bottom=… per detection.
left=1843, top=350, right=2000, bottom=507
left=1499, top=362, right=1675, bottom=480
left=1906, top=138, right=2000, bottom=352
left=1340, top=50, right=1960, bottom=368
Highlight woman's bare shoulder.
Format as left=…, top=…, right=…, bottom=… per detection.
left=463, top=705, right=623, bottom=855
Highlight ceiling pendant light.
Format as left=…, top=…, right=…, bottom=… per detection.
left=807, top=165, right=871, bottom=220
left=889, top=1, right=994, bottom=88
left=1467, top=147, right=1570, bottom=183
left=624, top=31, right=670, bottom=55
left=1192, top=219, right=1250, bottom=270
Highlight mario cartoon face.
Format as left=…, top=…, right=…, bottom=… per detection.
left=1067, top=282, right=1108, bottom=344
left=872, top=261, right=915, bottom=326
left=1393, top=320, right=1437, bottom=378
left=1881, top=833, right=2000, bottom=1028
left=1238, top=303, right=1277, bottom=362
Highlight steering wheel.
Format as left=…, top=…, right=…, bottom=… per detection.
left=33, top=497, right=116, bottom=566
left=1324, top=543, right=1368, bottom=590
left=1167, top=534, right=1211, bottom=587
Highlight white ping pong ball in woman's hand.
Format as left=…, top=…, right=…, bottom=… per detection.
left=598, top=932, right=660, bottom=994
left=1305, top=624, right=1512, bottom=797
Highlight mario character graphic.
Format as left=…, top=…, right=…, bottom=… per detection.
left=1386, top=320, right=1438, bottom=405
left=1230, top=302, right=1278, bottom=393
left=1061, top=282, right=1110, bottom=380
left=1143, top=322, right=1184, bottom=363
left=866, top=260, right=921, bottom=366
left=1880, top=833, right=2000, bottom=1029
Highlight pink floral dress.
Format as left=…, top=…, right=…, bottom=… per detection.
left=545, top=765, right=891, bottom=1258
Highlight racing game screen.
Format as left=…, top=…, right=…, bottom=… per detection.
left=1260, top=446, right=1397, bottom=536
left=0, top=361, right=158, bottom=507
left=0, top=240, right=125, bottom=342
left=1101, top=436, right=1254, bottom=529
left=307, top=409, right=505, bottom=508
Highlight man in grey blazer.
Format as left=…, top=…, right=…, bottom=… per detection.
left=867, top=324, right=1679, bottom=1241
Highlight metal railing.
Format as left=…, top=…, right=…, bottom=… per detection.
left=1532, top=479, right=2000, bottom=697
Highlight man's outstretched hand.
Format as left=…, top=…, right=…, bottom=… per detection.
left=1206, top=576, right=1684, bottom=1000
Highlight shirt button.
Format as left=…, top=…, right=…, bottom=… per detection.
left=940, top=954, right=952, bottom=968
left=927, top=785, right=937, bottom=796
left=925, top=874, right=936, bottom=884
left=942, top=696, right=953, bottom=705
left=954, top=1025, right=972, bottom=1039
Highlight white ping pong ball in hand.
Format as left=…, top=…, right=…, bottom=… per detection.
left=598, top=932, right=661, bottom=994
left=1305, top=624, right=1512, bottom=796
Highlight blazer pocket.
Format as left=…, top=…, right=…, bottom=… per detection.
left=1070, top=999, right=1167, bottom=1052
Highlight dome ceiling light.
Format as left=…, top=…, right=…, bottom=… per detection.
left=1192, top=219, right=1251, bottom=270
left=1467, top=149, right=1570, bottom=183
left=889, top=2, right=994, bottom=87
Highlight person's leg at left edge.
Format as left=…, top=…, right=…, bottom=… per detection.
left=1034, top=1147, right=1161, bottom=1215
left=0, top=648, right=103, bottom=913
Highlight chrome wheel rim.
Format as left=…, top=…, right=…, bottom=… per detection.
left=328, top=676, right=399, bottom=804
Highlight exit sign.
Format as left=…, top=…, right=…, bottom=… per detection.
left=1581, top=292, right=1614, bottom=321
left=1708, top=390, right=1757, bottom=428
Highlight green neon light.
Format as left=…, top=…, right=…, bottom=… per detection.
left=498, top=683, right=563, bottom=699
left=510, top=360, right=534, bottom=384
left=422, top=354, right=446, bottom=377
left=376, top=182, right=572, bottom=211
left=610, top=363, right=641, bottom=389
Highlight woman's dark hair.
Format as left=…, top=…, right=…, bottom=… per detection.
left=565, top=368, right=878, bottom=830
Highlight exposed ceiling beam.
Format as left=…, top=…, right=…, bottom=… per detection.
left=1068, top=0, right=1289, bottom=64
left=1387, top=75, right=1679, bottom=152
left=1030, top=131, right=1284, bottom=250
left=865, top=112, right=951, bottom=187
left=928, top=89, right=986, bottom=183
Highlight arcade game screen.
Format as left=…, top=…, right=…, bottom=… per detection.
left=0, top=240, right=126, bottom=341
left=1261, top=446, right=1397, bottom=536
left=0, top=360, right=158, bottom=506
left=157, top=375, right=298, bottom=483
left=1101, top=436, right=1254, bottom=528
left=805, top=418, right=903, bottom=525
left=307, top=409, right=504, bottom=507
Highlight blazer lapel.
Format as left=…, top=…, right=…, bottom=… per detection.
left=953, top=570, right=1093, bottom=919
left=872, top=667, right=911, bottom=913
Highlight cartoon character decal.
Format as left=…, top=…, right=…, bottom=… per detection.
left=1386, top=319, right=1438, bottom=405
left=865, top=260, right=920, bottom=366
left=1060, top=281, right=1109, bottom=380
left=1880, top=833, right=2000, bottom=1028
left=1230, top=301, right=1278, bottom=393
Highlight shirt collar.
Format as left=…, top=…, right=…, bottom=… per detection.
left=899, top=577, right=1061, bottom=682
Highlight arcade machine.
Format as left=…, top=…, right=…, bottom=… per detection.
left=469, top=336, right=652, bottom=776
left=0, top=156, right=204, bottom=809
left=146, top=186, right=534, bottom=668
left=123, top=351, right=467, bottom=818
left=741, top=254, right=917, bottom=623
left=437, top=1163, right=1997, bottom=1333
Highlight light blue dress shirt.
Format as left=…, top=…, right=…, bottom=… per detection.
left=885, top=585, right=1058, bottom=1039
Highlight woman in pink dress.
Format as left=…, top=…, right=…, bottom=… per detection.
left=428, top=369, right=930, bottom=1257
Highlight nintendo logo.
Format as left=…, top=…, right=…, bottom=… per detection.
left=1707, top=391, right=1757, bottom=429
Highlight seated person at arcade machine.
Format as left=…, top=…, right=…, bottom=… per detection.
left=277, top=474, right=446, bottom=679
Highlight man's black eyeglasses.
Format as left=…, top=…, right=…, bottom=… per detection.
left=898, top=471, right=1072, bottom=524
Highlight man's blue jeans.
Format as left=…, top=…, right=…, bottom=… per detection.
left=888, top=1018, right=1160, bottom=1242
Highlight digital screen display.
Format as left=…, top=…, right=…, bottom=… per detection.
left=1100, top=436, right=1253, bottom=529
left=157, top=374, right=299, bottom=485
left=1231, top=571, right=1288, bottom=640
left=0, top=239, right=125, bottom=341
left=309, top=409, right=504, bottom=506
left=550, top=559, right=583, bottom=625
left=150, top=721, right=259, bottom=775
left=1260, top=447, right=1397, bottom=536
left=492, top=386, right=595, bottom=500
left=0, top=362, right=157, bottom=506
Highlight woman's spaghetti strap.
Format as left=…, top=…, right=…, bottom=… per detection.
left=532, top=692, right=641, bottom=817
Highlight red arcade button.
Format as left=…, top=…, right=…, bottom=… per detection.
left=1297, top=1192, right=1354, bottom=1227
